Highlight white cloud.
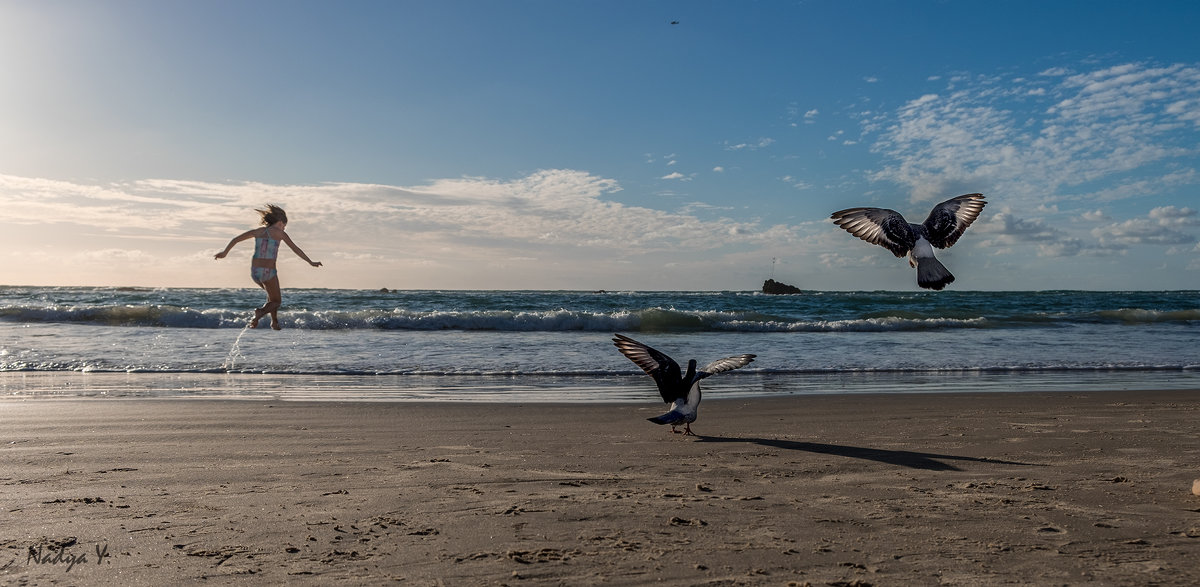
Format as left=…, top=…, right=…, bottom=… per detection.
left=977, top=210, right=1063, bottom=243
left=779, top=175, right=812, bottom=190
left=80, top=248, right=155, bottom=262
left=332, top=251, right=389, bottom=261
left=976, top=208, right=1132, bottom=257
left=660, top=172, right=685, bottom=180
left=0, top=170, right=804, bottom=288
left=1094, top=218, right=1196, bottom=246
left=1085, top=170, right=1198, bottom=203
left=819, top=251, right=886, bottom=269
left=1148, top=205, right=1199, bottom=226
left=724, top=138, right=775, bottom=151
left=1089, top=206, right=1199, bottom=247
left=1038, top=67, right=1071, bottom=77
left=1166, top=98, right=1200, bottom=126
left=868, top=61, right=1200, bottom=208
left=712, top=166, right=725, bottom=173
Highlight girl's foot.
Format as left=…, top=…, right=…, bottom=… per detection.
left=271, top=315, right=282, bottom=330
left=250, top=308, right=266, bottom=328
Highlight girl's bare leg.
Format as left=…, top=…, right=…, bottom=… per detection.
left=251, top=281, right=268, bottom=328
left=262, top=277, right=283, bottom=330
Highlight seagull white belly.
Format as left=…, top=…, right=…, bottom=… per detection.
left=671, top=400, right=698, bottom=423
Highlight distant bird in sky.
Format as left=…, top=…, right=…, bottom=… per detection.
left=830, top=193, right=987, bottom=290
left=670, top=20, right=680, bottom=25
left=613, top=334, right=755, bottom=436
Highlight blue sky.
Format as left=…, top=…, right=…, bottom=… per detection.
left=1, top=0, right=1198, bottom=290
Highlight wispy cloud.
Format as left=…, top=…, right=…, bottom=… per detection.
left=0, top=170, right=802, bottom=287
left=977, top=208, right=1122, bottom=257
left=978, top=204, right=1199, bottom=258
left=724, top=138, right=775, bottom=151
left=1148, top=205, right=1199, bottom=227
left=780, top=175, right=812, bottom=190
left=1096, top=218, right=1195, bottom=247
left=869, top=61, right=1200, bottom=207
left=1093, top=205, right=1199, bottom=247
left=860, top=60, right=1200, bottom=268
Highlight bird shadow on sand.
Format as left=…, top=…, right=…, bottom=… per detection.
left=695, top=435, right=1039, bottom=472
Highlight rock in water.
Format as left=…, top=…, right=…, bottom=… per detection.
left=762, top=279, right=803, bottom=295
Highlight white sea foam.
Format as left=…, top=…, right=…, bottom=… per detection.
left=1, top=288, right=1196, bottom=389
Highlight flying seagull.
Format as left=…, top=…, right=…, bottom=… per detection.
left=612, top=334, right=756, bottom=436
left=830, top=193, right=987, bottom=290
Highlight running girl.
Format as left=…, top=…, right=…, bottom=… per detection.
left=214, top=204, right=322, bottom=329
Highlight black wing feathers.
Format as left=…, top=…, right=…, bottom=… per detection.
left=832, top=194, right=987, bottom=254
left=612, top=334, right=681, bottom=403
left=613, top=334, right=756, bottom=404
left=922, top=193, right=986, bottom=248
left=829, top=207, right=915, bottom=258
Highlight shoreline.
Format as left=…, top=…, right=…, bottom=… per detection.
left=3, top=369, right=1200, bottom=402
left=3, top=390, right=1200, bottom=584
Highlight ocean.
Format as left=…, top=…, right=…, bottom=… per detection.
left=1, top=287, right=1196, bottom=401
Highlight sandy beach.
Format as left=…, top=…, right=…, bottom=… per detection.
left=3, top=390, right=1200, bottom=585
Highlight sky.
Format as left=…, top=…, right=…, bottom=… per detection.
left=1, top=0, right=1199, bottom=291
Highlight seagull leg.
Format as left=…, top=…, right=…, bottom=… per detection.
left=682, top=423, right=696, bottom=436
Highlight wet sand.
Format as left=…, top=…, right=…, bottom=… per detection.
left=3, top=391, right=1200, bottom=585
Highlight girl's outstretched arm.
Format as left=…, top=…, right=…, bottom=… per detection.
left=281, top=233, right=322, bottom=267
left=214, top=229, right=259, bottom=260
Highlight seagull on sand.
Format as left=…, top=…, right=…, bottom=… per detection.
left=830, top=193, right=987, bottom=290
left=612, top=334, right=756, bottom=436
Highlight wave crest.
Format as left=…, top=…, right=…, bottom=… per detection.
left=0, top=304, right=1001, bottom=332
left=2, top=300, right=1195, bottom=331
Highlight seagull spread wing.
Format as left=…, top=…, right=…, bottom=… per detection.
left=697, top=354, right=756, bottom=379
left=613, top=334, right=681, bottom=402
left=829, top=207, right=916, bottom=257
left=921, top=193, right=987, bottom=248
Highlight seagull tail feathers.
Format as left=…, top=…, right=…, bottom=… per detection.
left=648, top=411, right=687, bottom=425
left=916, top=256, right=954, bottom=290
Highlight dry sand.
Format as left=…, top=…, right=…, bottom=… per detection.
left=3, top=390, right=1200, bottom=585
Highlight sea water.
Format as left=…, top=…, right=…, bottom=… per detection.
left=0, top=287, right=1196, bottom=401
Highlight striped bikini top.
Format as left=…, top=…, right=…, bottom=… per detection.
left=253, top=228, right=281, bottom=260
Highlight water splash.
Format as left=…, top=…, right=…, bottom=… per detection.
left=221, top=323, right=253, bottom=371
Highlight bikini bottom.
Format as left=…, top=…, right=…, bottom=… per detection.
left=251, top=266, right=278, bottom=285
